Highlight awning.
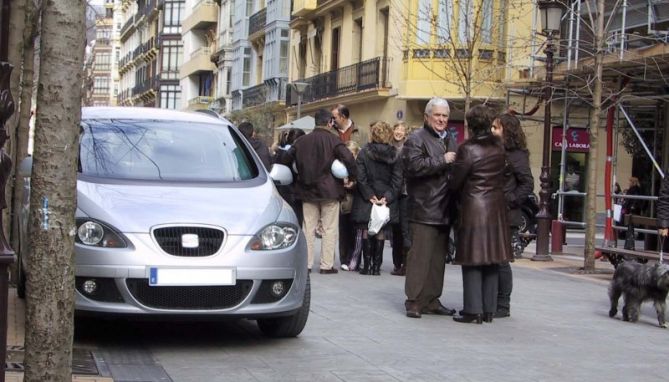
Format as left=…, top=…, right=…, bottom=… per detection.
left=278, top=116, right=314, bottom=131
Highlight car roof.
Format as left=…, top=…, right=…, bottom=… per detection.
left=82, top=107, right=232, bottom=126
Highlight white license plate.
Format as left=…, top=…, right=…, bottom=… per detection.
left=148, top=267, right=235, bottom=286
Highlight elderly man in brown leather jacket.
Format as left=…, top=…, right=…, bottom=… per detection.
left=401, top=97, right=458, bottom=318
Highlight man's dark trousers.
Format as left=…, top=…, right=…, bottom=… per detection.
left=405, top=222, right=449, bottom=309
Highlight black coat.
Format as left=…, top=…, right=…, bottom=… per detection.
left=401, top=124, right=457, bottom=225
left=450, top=134, right=512, bottom=266
left=503, top=149, right=534, bottom=227
left=282, top=127, right=357, bottom=202
left=248, top=137, right=272, bottom=171
left=351, top=143, right=402, bottom=224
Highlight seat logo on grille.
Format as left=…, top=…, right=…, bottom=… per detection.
left=181, top=234, right=199, bottom=248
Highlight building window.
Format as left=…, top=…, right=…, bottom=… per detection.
left=161, top=40, right=182, bottom=79
left=94, top=77, right=110, bottom=94
left=459, top=0, right=473, bottom=43
left=243, top=48, right=251, bottom=87
left=226, top=67, right=232, bottom=96
left=481, top=0, right=493, bottom=44
left=437, top=0, right=453, bottom=43
left=498, top=0, right=507, bottom=49
left=95, top=52, right=111, bottom=71
left=160, top=84, right=181, bottom=109
left=163, top=1, right=185, bottom=34
left=199, top=73, right=213, bottom=97
left=416, top=0, right=431, bottom=45
left=115, top=47, right=120, bottom=64
left=246, top=0, right=253, bottom=16
left=279, top=40, right=289, bottom=76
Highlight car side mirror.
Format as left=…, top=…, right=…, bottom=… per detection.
left=18, top=156, right=32, bottom=177
left=269, top=164, right=293, bottom=186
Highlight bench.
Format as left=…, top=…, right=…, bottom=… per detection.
left=595, top=214, right=667, bottom=267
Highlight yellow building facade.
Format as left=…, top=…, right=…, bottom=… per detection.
left=288, top=0, right=528, bottom=138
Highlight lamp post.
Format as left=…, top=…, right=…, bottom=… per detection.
left=291, top=82, right=308, bottom=119
left=533, top=0, right=565, bottom=262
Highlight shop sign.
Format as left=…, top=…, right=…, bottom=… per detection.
left=552, top=127, right=590, bottom=152
left=447, top=121, right=466, bottom=145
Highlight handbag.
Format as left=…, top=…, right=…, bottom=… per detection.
left=368, top=203, right=390, bottom=236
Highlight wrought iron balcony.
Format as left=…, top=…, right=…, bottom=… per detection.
left=286, top=56, right=391, bottom=106
left=248, top=8, right=267, bottom=37
left=242, top=83, right=267, bottom=108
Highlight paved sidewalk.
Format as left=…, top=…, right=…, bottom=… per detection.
left=4, top=288, right=113, bottom=382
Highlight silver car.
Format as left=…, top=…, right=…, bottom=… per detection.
left=18, top=107, right=309, bottom=337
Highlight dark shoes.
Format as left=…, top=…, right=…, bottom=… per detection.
left=422, top=303, right=456, bottom=316
left=483, top=313, right=494, bottom=323
left=390, top=266, right=406, bottom=276
left=494, top=310, right=510, bottom=318
left=405, top=302, right=422, bottom=319
left=453, top=313, right=483, bottom=324
left=319, top=268, right=338, bottom=274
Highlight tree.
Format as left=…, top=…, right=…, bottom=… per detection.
left=23, top=1, right=85, bottom=380
left=8, top=0, right=40, bottom=262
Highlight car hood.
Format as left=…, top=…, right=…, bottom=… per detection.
left=76, top=179, right=283, bottom=235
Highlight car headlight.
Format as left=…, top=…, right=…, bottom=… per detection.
left=75, top=219, right=127, bottom=248
left=249, top=223, right=298, bottom=250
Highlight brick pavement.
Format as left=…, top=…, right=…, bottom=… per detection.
left=4, top=288, right=113, bottom=382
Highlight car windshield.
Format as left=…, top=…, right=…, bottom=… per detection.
left=79, top=119, right=258, bottom=181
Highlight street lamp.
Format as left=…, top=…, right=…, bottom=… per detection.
left=533, top=0, right=565, bottom=262
left=291, top=81, right=308, bottom=119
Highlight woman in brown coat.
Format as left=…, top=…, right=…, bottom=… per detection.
left=450, top=105, right=513, bottom=324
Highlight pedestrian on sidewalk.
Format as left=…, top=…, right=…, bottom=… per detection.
left=390, top=122, right=410, bottom=276
left=401, top=97, right=458, bottom=318
left=450, top=105, right=513, bottom=324
left=350, top=121, right=402, bottom=275
left=281, top=109, right=357, bottom=273
left=491, top=113, right=534, bottom=318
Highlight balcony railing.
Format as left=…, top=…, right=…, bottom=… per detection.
left=120, top=15, right=135, bottom=38
left=248, top=8, right=267, bottom=37
left=242, top=83, right=267, bottom=108
left=286, top=56, right=391, bottom=106
left=189, top=96, right=215, bottom=106
left=190, top=46, right=212, bottom=59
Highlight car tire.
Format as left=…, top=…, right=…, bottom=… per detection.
left=257, top=275, right=310, bottom=338
left=519, top=211, right=530, bottom=233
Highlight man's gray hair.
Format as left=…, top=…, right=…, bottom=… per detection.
left=424, top=97, right=450, bottom=116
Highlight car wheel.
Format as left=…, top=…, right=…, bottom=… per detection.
left=518, top=211, right=529, bottom=233
left=257, top=275, right=310, bottom=338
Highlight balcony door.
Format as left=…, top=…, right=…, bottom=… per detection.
left=331, top=27, right=340, bottom=71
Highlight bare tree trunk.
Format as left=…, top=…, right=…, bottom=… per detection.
left=583, top=0, right=606, bottom=273
left=4, top=0, right=26, bottom=261
left=23, top=1, right=85, bottom=380
left=9, top=0, right=38, bottom=255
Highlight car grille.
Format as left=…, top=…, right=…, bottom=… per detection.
left=126, top=279, right=253, bottom=310
left=153, top=226, right=224, bottom=257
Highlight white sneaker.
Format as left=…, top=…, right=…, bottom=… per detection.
left=341, top=264, right=349, bottom=271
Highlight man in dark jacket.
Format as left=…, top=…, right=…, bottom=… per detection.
left=238, top=121, right=272, bottom=170
left=283, top=109, right=357, bottom=273
left=401, top=97, right=458, bottom=318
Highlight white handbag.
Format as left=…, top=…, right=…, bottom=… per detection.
left=368, top=203, right=390, bottom=236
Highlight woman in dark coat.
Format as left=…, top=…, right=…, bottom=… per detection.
left=491, top=113, right=534, bottom=318
left=450, top=105, right=513, bottom=324
left=351, top=121, right=403, bottom=275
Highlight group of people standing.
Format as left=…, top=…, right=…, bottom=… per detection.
left=260, top=97, right=534, bottom=324
left=402, top=98, right=534, bottom=324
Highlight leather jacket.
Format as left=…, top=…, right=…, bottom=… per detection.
left=401, top=123, right=457, bottom=225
